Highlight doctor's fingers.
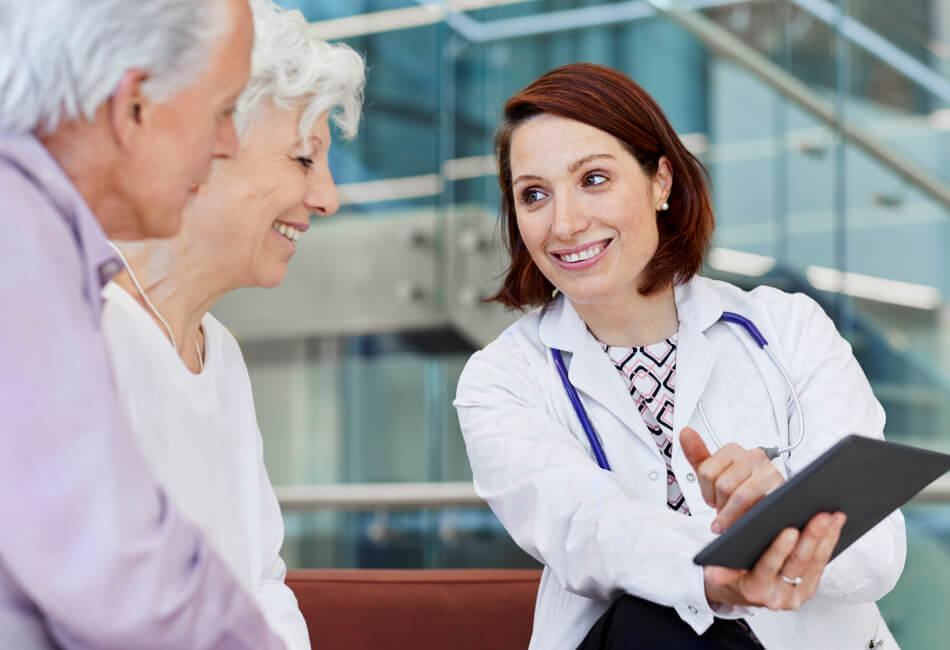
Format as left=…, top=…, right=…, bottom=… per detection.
left=698, top=445, right=777, bottom=508
left=790, top=512, right=847, bottom=603
left=680, top=427, right=711, bottom=465
left=693, top=443, right=746, bottom=507
left=768, top=512, right=846, bottom=610
left=736, top=527, right=800, bottom=606
left=770, top=515, right=831, bottom=609
left=712, top=465, right=785, bottom=533
left=714, top=448, right=784, bottom=510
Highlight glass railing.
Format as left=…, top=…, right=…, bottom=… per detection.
left=245, top=346, right=472, bottom=486
left=702, top=59, right=950, bottom=373
left=696, top=0, right=950, bottom=184
left=282, top=508, right=537, bottom=570
left=658, top=3, right=950, bottom=454
left=243, top=339, right=541, bottom=572
left=879, top=504, right=950, bottom=649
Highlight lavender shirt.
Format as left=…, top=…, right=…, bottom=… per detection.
left=0, top=132, right=287, bottom=650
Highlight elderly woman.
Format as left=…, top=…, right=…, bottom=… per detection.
left=99, top=1, right=364, bottom=648
left=454, top=63, right=904, bottom=649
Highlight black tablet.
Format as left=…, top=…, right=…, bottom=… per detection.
left=693, top=434, right=950, bottom=570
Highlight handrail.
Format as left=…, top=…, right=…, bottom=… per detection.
left=444, top=0, right=736, bottom=43
left=646, top=0, right=950, bottom=210
left=913, top=474, right=950, bottom=504
left=790, top=0, right=950, bottom=107
left=276, top=482, right=480, bottom=511
left=276, top=476, right=950, bottom=510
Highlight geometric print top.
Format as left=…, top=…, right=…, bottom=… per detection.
left=604, top=335, right=766, bottom=646
left=602, top=333, right=691, bottom=516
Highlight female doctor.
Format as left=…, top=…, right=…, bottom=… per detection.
left=454, top=63, right=905, bottom=650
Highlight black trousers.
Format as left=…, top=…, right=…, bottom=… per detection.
left=577, top=595, right=764, bottom=650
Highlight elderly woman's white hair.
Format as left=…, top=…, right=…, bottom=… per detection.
left=0, top=0, right=230, bottom=134
left=237, top=0, right=365, bottom=142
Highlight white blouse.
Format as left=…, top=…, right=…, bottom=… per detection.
left=101, top=282, right=310, bottom=650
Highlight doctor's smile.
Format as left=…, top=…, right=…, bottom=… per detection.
left=549, top=238, right=612, bottom=269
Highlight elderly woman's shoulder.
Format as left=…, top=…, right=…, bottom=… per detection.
left=202, top=312, right=247, bottom=365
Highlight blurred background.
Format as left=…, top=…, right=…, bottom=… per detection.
left=212, top=0, right=950, bottom=645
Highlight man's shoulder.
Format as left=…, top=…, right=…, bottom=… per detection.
left=0, top=156, right=76, bottom=250
left=0, top=156, right=85, bottom=294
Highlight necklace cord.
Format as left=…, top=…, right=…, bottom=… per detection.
left=106, top=241, right=204, bottom=371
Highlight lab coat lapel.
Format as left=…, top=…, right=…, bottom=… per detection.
left=671, top=279, right=722, bottom=441
left=672, top=323, right=715, bottom=441
left=539, top=296, right=661, bottom=452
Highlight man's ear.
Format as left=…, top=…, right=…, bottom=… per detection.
left=109, top=69, right=150, bottom=149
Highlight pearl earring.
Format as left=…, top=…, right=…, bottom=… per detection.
left=659, top=201, right=669, bottom=211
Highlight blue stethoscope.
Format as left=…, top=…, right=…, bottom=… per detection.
left=551, top=312, right=805, bottom=470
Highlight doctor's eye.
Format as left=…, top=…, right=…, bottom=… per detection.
left=295, top=156, right=314, bottom=169
left=583, top=172, right=608, bottom=187
left=520, top=188, right=547, bottom=205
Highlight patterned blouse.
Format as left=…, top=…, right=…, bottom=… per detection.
left=603, top=335, right=765, bottom=647
left=603, top=333, right=690, bottom=516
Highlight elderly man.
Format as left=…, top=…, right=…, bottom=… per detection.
left=0, top=1, right=286, bottom=648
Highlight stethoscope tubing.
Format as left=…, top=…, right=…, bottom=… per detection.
left=552, top=347, right=611, bottom=471
left=553, top=311, right=806, bottom=468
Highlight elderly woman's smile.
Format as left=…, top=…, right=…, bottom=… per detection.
left=271, top=219, right=307, bottom=245
left=184, top=98, right=340, bottom=289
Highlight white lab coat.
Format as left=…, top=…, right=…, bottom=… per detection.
left=454, top=275, right=905, bottom=650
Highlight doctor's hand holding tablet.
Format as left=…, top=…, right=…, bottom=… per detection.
left=680, top=428, right=847, bottom=612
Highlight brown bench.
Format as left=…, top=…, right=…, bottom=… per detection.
left=286, top=569, right=541, bottom=650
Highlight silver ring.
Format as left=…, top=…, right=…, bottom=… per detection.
left=781, top=574, right=803, bottom=586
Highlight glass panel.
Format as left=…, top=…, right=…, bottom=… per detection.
left=700, top=0, right=950, bottom=183
left=282, top=508, right=539, bottom=569
left=248, top=339, right=474, bottom=485
left=879, top=504, right=950, bottom=649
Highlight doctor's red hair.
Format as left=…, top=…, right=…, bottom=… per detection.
left=488, top=62, right=714, bottom=310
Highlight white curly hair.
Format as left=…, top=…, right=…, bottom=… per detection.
left=237, top=0, right=365, bottom=142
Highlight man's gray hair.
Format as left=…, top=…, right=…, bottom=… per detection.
left=0, top=0, right=229, bottom=134
left=237, top=0, right=365, bottom=142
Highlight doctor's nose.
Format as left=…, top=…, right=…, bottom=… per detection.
left=550, top=193, right=590, bottom=242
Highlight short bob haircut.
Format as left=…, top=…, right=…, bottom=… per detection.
left=489, top=63, right=714, bottom=310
